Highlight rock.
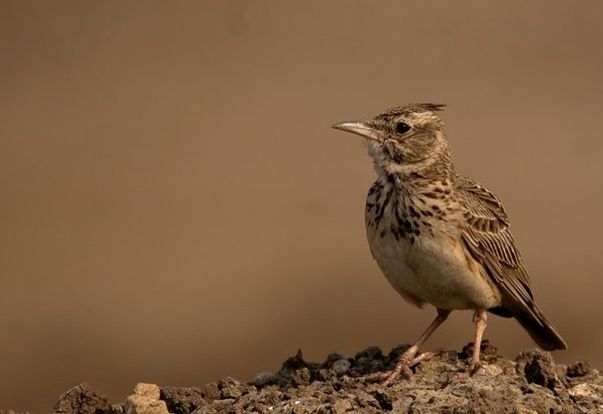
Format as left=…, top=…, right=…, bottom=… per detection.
left=125, top=383, right=169, bottom=414
left=52, top=383, right=111, bottom=414
left=568, top=382, right=603, bottom=402
left=125, top=396, right=168, bottom=414
left=324, top=352, right=346, bottom=367
left=481, top=362, right=504, bottom=376
left=567, top=361, right=591, bottom=378
left=516, top=349, right=560, bottom=390
left=332, top=359, right=351, bottom=376
left=354, top=346, right=384, bottom=362
left=218, top=378, right=244, bottom=400
left=198, top=383, right=220, bottom=402
left=281, top=349, right=306, bottom=372
left=251, top=371, right=276, bottom=387
left=160, top=387, right=206, bottom=414
left=206, top=399, right=236, bottom=413
left=289, top=367, right=312, bottom=387
left=110, top=404, right=125, bottom=414
left=459, top=339, right=500, bottom=364
left=133, top=384, right=161, bottom=400
left=331, top=398, right=354, bottom=413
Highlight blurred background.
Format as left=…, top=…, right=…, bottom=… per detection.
left=1, top=0, right=602, bottom=411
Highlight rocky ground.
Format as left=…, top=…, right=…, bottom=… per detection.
left=29, top=341, right=603, bottom=413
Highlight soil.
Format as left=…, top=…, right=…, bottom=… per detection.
left=46, top=341, right=603, bottom=414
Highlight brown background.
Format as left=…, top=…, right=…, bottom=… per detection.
left=1, top=1, right=602, bottom=411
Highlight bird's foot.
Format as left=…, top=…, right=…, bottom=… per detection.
left=468, top=359, right=483, bottom=376
left=451, top=359, right=484, bottom=382
left=381, top=352, right=435, bottom=386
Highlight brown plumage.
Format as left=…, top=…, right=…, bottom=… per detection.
left=456, top=175, right=566, bottom=351
left=332, top=104, right=566, bottom=385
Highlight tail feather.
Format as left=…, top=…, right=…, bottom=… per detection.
left=515, top=306, right=567, bottom=351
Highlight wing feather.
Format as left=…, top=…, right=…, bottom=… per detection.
left=455, top=175, right=538, bottom=319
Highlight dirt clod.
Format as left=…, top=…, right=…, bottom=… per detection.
left=567, top=361, right=592, bottom=378
left=517, top=349, right=560, bottom=390
left=52, top=383, right=115, bottom=414
left=160, top=387, right=206, bottom=414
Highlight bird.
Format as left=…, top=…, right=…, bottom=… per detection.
left=332, top=103, right=566, bottom=385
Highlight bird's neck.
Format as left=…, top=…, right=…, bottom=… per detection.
left=378, top=141, right=455, bottom=195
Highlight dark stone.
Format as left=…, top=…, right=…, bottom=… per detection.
left=160, top=387, right=206, bottom=414
left=517, top=349, right=559, bottom=390
left=281, top=349, right=306, bottom=372
left=52, top=383, right=112, bottom=414
left=198, top=383, right=220, bottom=402
left=332, top=359, right=351, bottom=376
left=459, top=339, right=500, bottom=363
left=567, top=361, right=591, bottom=378
left=355, top=346, right=384, bottom=362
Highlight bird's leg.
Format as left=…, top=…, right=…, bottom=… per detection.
left=383, top=308, right=450, bottom=386
left=468, top=309, right=487, bottom=374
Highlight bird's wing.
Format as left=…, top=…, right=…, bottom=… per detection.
left=455, top=175, right=537, bottom=317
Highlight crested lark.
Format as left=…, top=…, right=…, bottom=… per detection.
left=332, top=104, right=566, bottom=385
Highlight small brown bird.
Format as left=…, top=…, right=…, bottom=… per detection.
left=332, top=104, right=566, bottom=385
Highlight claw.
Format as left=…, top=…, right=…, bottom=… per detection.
left=381, top=352, right=435, bottom=386
left=381, top=363, right=412, bottom=386
left=380, top=310, right=450, bottom=387
left=411, top=351, right=435, bottom=365
left=468, top=359, right=483, bottom=376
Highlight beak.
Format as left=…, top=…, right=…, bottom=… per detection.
left=331, top=121, right=382, bottom=142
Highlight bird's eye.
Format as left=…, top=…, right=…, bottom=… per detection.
left=394, top=122, right=411, bottom=135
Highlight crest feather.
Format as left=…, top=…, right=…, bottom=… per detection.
left=375, top=103, right=446, bottom=121
left=412, top=103, right=446, bottom=112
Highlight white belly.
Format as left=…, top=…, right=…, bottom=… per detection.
left=368, top=226, right=500, bottom=311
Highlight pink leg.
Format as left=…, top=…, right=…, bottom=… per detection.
left=383, top=309, right=450, bottom=386
left=468, top=309, right=487, bottom=374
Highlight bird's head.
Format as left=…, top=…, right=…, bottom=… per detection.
left=333, top=103, right=451, bottom=177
